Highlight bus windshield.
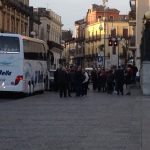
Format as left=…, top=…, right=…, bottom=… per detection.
left=0, top=36, right=20, bottom=53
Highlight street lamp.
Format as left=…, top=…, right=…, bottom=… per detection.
left=102, top=0, right=108, bottom=69
left=117, top=37, right=121, bottom=67
left=99, top=24, right=103, bottom=40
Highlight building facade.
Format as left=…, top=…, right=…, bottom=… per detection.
left=64, top=38, right=76, bottom=67
left=0, top=0, right=30, bottom=36
left=83, top=4, right=132, bottom=68
left=129, top=0, right=150, bottom=69
left=136, top=0, right=150, bottom=69
left=75, top=19, right=86, bottom=67
left=29, top=6, right=41, bottom=38
left=34, top=8, right=63, bottom=70
left=131, top=0, right=150, bottom=95
left=61, top=30, right=73, bottom=66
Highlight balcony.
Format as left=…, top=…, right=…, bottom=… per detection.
left=129, top=10, right=136, bottom=26
left=47, top=41, right=64, bottom=50
left=85, top=36, right=101, bottom=43
left=76, top=37, right=85, bottom=42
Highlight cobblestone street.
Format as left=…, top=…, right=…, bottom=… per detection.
left=0, top=89, right=146, bottom=150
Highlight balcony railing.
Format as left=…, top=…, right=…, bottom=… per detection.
left=85, top=36, right=101, bottom=43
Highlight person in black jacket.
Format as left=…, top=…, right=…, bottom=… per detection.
left=106, top=70, right=114, bottom=94
left=74, top=66, right=84, bottom=97
left=66, top=69, right=72, bottom=97
left=54, top=69, right=59, bottom=91
left=57, top=67, right=68, bottom=98
left=101, top=69, right=107, bottom=92
left=97, top=69, right=102, bottom=92
left=91, top=69, right=98, bottom=90
left=114, top=66, right=124, bottom=95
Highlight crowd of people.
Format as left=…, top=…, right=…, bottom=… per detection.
left=54, top=64, right=139, bottom=98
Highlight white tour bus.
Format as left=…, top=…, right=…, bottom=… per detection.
left=0, top=33, right=49, bottom=95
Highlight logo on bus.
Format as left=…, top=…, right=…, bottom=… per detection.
left=0, top=70, right=12, bottom=76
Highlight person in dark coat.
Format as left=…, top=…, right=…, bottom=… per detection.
left=106, top=70, right=114, bottom=94
left=91, top=69, right=98, bottom=90
left=54, top=69, right=59, bottom=91
left=132, top=65, right=138, bottom=83
left=66, top=69, right=72, bottom=97
left=69, top=66, right=75, bottom=92
left=114, top=66, right=124, bottom=95
left=74, top=66, right=84, bottom=97
left=101, top=69, right=107, bottom=92
left=97, top=69, right=102, bottom=92
left=57, top=67, right=68, bottom=98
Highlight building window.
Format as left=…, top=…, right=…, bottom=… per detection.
left=7, top=16, right=10, bottom=32
left=88, top=48, right=90, bottom=55
left=25, top=23, right=28, bottom=35
left=16, top=19, right=19, bottom=33
left=111, top=28, right=116, bottom=37
left=109, top=16, right=114, bottom=21
left=98, top=16, right=102, bottom=21
left=21, top=21, right=24, bottom=34
left=47, top=24, right=50, bottom=41
left=123, top=28, right=128, bottom=38
left=11, top=16, right=15, bottom=33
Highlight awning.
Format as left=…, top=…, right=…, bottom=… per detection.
left=47, top=41, right=63, bottom=50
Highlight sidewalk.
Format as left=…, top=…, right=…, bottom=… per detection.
left=130, top=83, right=150, bottom=150
left=130, top=83, right=142, bottom=96
left=141, top=96, right=150, bottom=150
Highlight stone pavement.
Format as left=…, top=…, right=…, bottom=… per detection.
left=0, top=85, right=149, bottom=150
left=140, top=96, right=150, bottom=150
left=131, top=83, right=150, bottom=150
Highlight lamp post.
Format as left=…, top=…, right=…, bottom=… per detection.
left=98, top=24, right=104, bottom=67
left=99, top=24, right=103, bottom=40
left=117, top=37, right=121, bottom=67
left=102, top=0, right=108, bottom=69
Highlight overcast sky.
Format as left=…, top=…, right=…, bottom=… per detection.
left=30, top=0, right=130, bottom=30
